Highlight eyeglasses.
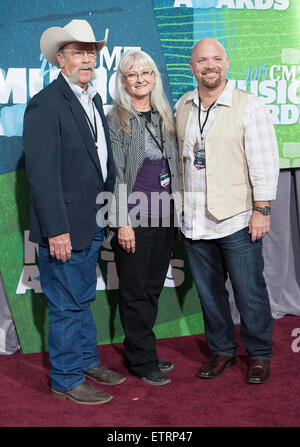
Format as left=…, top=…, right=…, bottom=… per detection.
left=61, top=50, right=98, bottom=59
left=124, top=71, right=154, bottom=82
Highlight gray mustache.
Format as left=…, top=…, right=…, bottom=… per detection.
left=75, top=64, right=95, bottom=71
left=69, top=65, right=96, bottom=83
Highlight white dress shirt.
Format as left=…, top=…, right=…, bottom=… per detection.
left=62, top=73, right=108, bottom=182
left=175, top=81, right=279, bottom=240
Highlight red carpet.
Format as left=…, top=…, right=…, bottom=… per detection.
left=0, top=315, right=300, bottom=428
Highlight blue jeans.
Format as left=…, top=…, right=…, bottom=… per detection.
left=38, top=227, right=104, bottom=392
left=184, top=227, right=273, bottom=359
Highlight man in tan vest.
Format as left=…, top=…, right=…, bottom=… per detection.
left=175, top=38, right=279, bottom=384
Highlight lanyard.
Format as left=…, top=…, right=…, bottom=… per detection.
left=145, top=118, right=164, bottom=156
left=198, top=96, right=216, bottom=137
left=83, top=101, right=98, bottom=143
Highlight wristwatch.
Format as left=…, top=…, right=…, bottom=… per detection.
left=253, top=206, right=271, bottom=215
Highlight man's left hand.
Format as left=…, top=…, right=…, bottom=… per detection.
left=249, top=211, right=270, bottom=242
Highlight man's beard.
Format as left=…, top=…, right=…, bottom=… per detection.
left=201, top=70, right=222, bottom=89
left=69, top=64, right=97, bottom=84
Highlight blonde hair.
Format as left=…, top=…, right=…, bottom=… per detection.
left=110, top=50, right=175, bottom=136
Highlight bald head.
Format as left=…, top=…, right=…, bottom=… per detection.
left=190, top=38, right=229, bottom=93
left=191, top=38, right=227, bottom=60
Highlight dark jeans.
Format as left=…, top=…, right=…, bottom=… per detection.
left=184, top=227, right=273, bottom=359
left=112, top=224, right=176, bottom=376
left=38, top=227, right=104, bottom=391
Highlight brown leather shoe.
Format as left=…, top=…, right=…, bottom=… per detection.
left=198, top=355, right=237, bottom=379
left=85, top=365, right=126, bottom=385
left=247, top=359, right=270, bottom=384
left=51, top=382, right=113, bottom=405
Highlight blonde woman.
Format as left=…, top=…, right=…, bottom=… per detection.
left=107, top=50, right=181, bottom=386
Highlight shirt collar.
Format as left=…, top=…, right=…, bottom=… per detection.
left=186, top=80, right=235, bottom=108
left=62, top=72, right=97, bottom=101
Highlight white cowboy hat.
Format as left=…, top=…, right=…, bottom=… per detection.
left=40, top=19, right=108, bottom=67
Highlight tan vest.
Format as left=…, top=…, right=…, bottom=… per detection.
left=176, top=88, right=253, bottom=220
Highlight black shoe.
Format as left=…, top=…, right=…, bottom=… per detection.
left=159, top=360, right=174, bottom=373
left=141, top=370, right=171, bottom=386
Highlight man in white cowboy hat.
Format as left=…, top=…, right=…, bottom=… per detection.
left=23, top=19, right=125, bottom=405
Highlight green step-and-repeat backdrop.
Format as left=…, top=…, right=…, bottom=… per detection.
left=0, top=0, right=299, bottom=353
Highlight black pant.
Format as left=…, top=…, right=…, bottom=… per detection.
left=111, top=224, right=176, bottom=376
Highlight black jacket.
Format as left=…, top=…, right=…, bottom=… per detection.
left=23, top=73, right=115, bottom=250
